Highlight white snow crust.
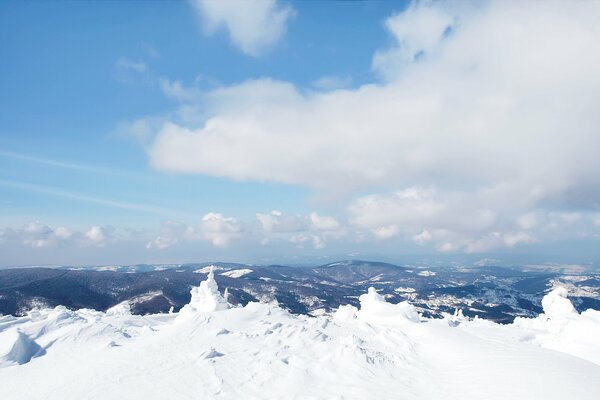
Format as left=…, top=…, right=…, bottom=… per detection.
left=1, top=280, right=599, bottom=399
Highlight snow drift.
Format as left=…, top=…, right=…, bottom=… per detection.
left=1, top=273, right=599, bottom=399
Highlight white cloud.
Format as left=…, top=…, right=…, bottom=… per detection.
left=289, top=233, right=325, bottom=250
left=256, top=210, right=307, bottom=232
left=21, top=222, right=65, bottom=248
left=309, top=212, right=341, bottom=231
left=146, top=221, right=196, bottom=250
left=413, top=230, right=432, bottom=245
left=145, top=1, right=600, bottom=253
left=311, top=75, right=353, bottom=91
left=84, top=226, right=116, bottom=247
left=254, top=210, right=342, bottom=249
left=0, top=222, right=115, bottom=249
left=114, top=58, right=148, bottom=84
left=372, top=225, right=400, bottom=240
left=150, top=0, right=600, bottom=203
left=517, top=213, right=538, bottom=230
left=158, top=78, right=204, bottom=102
left=373, top=1, right=455, bottom=80
left=557, top=212, right=582, bottom=225
left=201, top=212, right=242, bottom=247
left=191, top=0, right=295, bottom=56
left=115, top=58, right=146, bottom=73
left=85, top=226, right=105, bottom=242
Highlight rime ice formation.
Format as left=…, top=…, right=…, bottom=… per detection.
left=180, top=268, right=230, bottom=315
left=356, top=286, right=421, bottom=325
left=1, top=276, right=600, bottom=400
left=541, top=286, right=577, bottom=319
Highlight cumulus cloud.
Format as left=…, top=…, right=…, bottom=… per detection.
left=200, top=212, right=242, bottom=247
left=143, top=210, right=342, bottom=251
left=0, top=222, right=119, bottom=249
left=309, top=212, right=341, bottom=231
left=146, top=221, right=196, bottom=250
left=372, top=0, right=455, bottom=80
left=289, top=233, right=325, bottom=250
left=20, top=222, right=69, bottom=248
left=85, top=226, right=105, bottom=243
left=159, top=78, right=201, bottom=102
left=145, top=0, right=600, bottom=252
left=191, top=0, right=295, bottom=56
left=256, top=210, right=307, bottom=232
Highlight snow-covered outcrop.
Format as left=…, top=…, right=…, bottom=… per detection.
left=1, top=282, right=600, bottom=399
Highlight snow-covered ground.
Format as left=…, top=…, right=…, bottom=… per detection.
left=220, top=268, right=254, bottom=278
left=1, top=270, right=599, bottom=400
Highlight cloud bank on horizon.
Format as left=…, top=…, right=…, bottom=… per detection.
left=2, top=0, right=600, bottom=265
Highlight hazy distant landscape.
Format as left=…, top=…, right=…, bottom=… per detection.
left=2, top=260, right=599, bottom=323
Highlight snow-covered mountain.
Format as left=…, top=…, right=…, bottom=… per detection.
left=1, top=260, right=599, bottom=323
left=1, top=269, right=599, bottom=399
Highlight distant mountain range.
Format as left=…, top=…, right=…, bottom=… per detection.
left=1, top=260, right=599, bottom=323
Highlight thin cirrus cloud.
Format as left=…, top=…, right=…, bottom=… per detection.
left=0, top=150, right=144, bottom=179
left=0, top=178, right=179, bottom=217
left=191, top=0, right=295, bottom=56
left=144, top=0, right=600, bottom=252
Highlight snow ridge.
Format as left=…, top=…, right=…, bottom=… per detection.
left=1, top=278, right=600, bottom=399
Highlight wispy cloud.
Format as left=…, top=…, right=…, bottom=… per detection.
left=115, top=57, right=146, bottom=73
left=0, top=178, right=179, bottom=216
left=0, top=150, right=143, bottom=179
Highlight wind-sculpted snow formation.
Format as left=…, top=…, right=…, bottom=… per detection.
left=1, top=273, right=599, bottom=399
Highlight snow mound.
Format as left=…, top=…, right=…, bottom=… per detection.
left=199, top=347, right=225, bottom=360
left=180, top=268, right=229, bottom=314
left=357, top=287, right=421, bottom=325
left=333, top=304, right=358, bottom=322
left=510, top=286, right=600, bottom=364
left=1, top=286, right=600, bottom=399
left=105, top=302, right=132, bottom=316
left=0, top=330, right=43, bottom=367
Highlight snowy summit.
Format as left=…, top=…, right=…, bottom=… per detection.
left=1, top=273, right=599, bottom=399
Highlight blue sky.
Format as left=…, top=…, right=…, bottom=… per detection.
left=1, top=0, right=600, bottom=267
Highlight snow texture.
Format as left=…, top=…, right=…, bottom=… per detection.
left=1, top=279, right=600, bottom=399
